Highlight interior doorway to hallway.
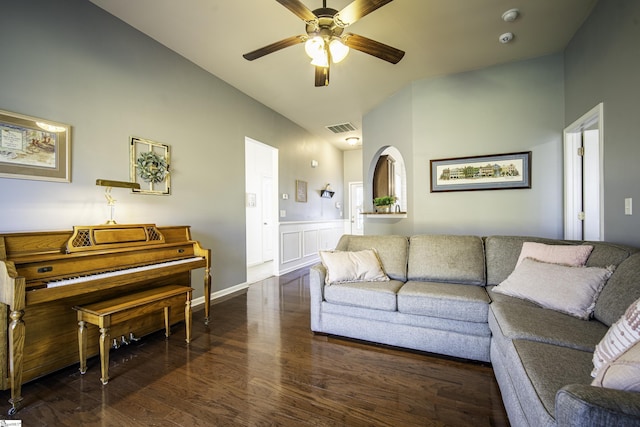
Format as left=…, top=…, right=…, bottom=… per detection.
left=245, top=137, right=279, bottom=283
left=564, top=103, right=603, bottom=241
left=349, top=181, right=364, bottom=235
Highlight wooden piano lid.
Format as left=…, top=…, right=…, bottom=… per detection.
left=66, top=224, right=166, bottom=253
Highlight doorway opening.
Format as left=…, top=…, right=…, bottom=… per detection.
left=245, top=137, right=279, bottom=283
left=368, top=146, right=407, bottom=213
left=348, top=181, right=364, bottom=235
left=564, top=103, right=603, bottom=241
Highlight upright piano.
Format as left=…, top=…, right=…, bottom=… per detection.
left=0, top=224, right=211, bottom=415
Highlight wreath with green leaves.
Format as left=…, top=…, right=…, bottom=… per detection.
left=136, top=151, right=169, bottom=184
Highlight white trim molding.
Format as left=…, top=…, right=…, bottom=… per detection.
left=278, top=220, right=345, bottom=275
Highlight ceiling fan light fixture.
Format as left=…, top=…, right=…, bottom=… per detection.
left=310, top=53, right=329, bottom=68
left=311, top=49, right=329, bottom=68
left=329, top=38, right=349, bottom=63
left=304, top=36, right=325, bottom=59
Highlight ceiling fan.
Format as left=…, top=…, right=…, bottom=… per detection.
left=242, top=0, right=405, bottom=87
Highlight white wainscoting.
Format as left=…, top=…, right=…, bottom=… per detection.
left=278, top=220, right=346, bottom=275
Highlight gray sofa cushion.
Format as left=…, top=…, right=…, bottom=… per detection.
left=490, top=301, right=608, bottom=352
left=513, top=339, right=594, bottom=418
left=323, top=279, right=404, bottom=311
left=322, top=301, right=491, bottom=337
left=556, top=384, right=640, bottom=426
left=407, top=235, right=485, bottom=285
left=485, top=235, right=636, bottom=285
left=336, top=234, right=408, bottom=282
left=485, top=236, right=565, bottom=285
left=595, top=252, right=640, bottom=326
left=398, top=281, right=490, bottom=323
left=585, top=242, right=637, bottom=268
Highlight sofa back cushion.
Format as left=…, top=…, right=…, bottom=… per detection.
left=407, top=235, right=485, bottom=285
left=335, top=234, right=408, bottom=281
left=485, top=236, right=635, bottom=286
left=595, top=253, right=640, bottom=326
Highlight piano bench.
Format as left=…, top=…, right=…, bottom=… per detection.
left=73, top=284, right=193, bottom=385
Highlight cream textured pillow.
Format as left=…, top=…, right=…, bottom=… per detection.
left=592, top=297, right=640, bottom=379
left=516, top=242, right=593, bottom=267
left=319, top=249, right=389, bottom=285
left=493, top=258, right=614, bottom=319
left=592, top=342, right=640, bottom=391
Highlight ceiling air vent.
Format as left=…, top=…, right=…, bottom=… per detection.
left=326, top=122, right=357, bottom=134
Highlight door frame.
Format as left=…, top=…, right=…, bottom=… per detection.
left=245, top=137, right=279, bottom=276
left=563, top=102, right=604, bottom=240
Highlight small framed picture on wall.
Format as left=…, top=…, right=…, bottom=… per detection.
left=295, top=179, right=307, bottom=202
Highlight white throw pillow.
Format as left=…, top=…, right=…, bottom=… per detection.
left=592, top=297, right=640, bottom=380
left=319, top=249, right=389, bottom=285
left=516, top=241, right=593, bottom=267
left=493, top=258, right=614, bottom=320
left=592, top=342, right=640, bottom=391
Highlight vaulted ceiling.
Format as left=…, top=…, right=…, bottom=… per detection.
left=90, top=0, right=597, bottom=150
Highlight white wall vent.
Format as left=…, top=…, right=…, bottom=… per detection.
left=326, top=122, right=357, bottom=134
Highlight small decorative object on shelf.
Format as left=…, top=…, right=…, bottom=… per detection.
left=321, top=183, right=335, bottom=198
left=373, top=196, right=396, bottom=213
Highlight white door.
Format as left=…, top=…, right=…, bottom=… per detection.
left=564, top=103, right=603, bottom=241
left=261, top=175, right=274, bottom=262
left=582, top=129, right=601, bottom=241
left=245, top=137, right=279, bottom=272
left=349, top=182, right=364, bottom=235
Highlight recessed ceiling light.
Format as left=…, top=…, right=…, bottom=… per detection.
left=502, top=9, right=520, bottom=22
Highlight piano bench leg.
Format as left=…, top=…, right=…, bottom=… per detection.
left=99, top=327, right=110, bottom=385
left=164, top=306, right=171, bottom=338
left=185, top=298, right=192, bottom=344
left=78, top=320, right=88, bottom=374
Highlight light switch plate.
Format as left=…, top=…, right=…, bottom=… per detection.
left=625, top=198, right=633, bottom=215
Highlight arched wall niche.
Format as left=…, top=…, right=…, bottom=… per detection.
left=367, top=146, right=407, bottom=213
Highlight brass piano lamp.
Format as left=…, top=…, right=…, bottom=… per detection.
left=96, top=179, right=141, bottom=224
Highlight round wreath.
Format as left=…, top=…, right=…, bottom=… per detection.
left=136, top=151, right=168, bottom=184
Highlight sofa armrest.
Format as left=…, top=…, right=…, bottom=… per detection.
left=309, top=263, right=326, bottom=332
left=556, top=384, right=640, bottom=426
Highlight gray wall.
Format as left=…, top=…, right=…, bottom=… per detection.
left=363, top=85, right=415, bottom=236
left=0, top=0, right=344, bottom=296
left=341, top=149, right=363, bottom=229
left=363, top=55, right=565, bottom=238
left=564, top=0, right=640, bottom=246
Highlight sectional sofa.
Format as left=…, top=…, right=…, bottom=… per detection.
left=309, top=234, right=640, bottom=426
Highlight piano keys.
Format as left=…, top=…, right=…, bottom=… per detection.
left=0, top=224, right=211, bottom=415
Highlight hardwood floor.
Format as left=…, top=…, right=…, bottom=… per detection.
left=3, top=268, right=510, bottom=426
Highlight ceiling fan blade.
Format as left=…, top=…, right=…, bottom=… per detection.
left=315, top=66, right=329, bottom=87
left=243, top=35, right=306, bottom=61
left=276, top=0, right=317, bottom=22
left=344, top=33, right=405, bottom=64
left=335, top=0, right=393, bottom=27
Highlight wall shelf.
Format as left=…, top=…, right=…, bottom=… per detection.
left=362, top=212, right=407, bottom=218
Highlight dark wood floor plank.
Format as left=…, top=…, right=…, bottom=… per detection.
left=2, top=267, right=509, bottom=426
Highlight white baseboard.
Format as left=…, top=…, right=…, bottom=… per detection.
left=192, top=282, right=250, bottom=309
left=278, top=257, right=320, bottom=275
